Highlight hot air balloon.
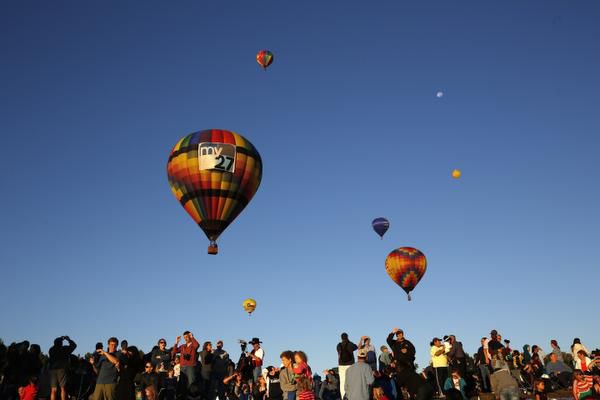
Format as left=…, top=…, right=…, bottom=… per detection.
left=385, top=247, right=427, bottom=301
left=372, top=217, right=390, bottom=239
left=243, top=298, right=257, bottom=315
left=256, top=50, right=273, bottom=70
left=167, top=129, right=263, bottom=255
left=452, top=169, right=461, bottom=179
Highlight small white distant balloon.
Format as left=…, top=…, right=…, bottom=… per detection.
left=436, top=91, right=444, bottom=98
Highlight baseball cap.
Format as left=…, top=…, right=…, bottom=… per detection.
left=357, top=349, right=368, bottom=358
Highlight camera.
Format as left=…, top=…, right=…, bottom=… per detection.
left=504, top=339, right=510, bottom=344
left=238, top=340, right=247, bottom=353
left=183, top=354, right=191, bottom=361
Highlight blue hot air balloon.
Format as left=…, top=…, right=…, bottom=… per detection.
left=372, top=217, right=390, bottom=239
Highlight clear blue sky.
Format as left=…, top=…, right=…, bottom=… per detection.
left=1, top=0, right=599, bottom=373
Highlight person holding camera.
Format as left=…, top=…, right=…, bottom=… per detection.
left=48, top=335, right=77, bottom=400
left=337, top=332, right=358, bottom=400
left=171, top=331, right=200, bottom=389
left=430, top=338, right=448, bottom=396
left=446, top=335, right=466, bottom=378
left=89, top=337, right=121, bottom=400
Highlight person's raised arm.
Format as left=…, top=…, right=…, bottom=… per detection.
left=66, top=337, right=77, bottom=352
left=172, top=336, right=181, bottom=357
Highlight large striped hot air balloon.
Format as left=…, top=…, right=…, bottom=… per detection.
left=256, top=50, right=274, bottom=70
left=385, top=247, right=427, bottom=301
left=167, top=129, right=263, bottom=255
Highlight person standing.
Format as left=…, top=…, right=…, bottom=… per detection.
left=386, top=328, right=416, bottom=370
left=212, top=340, right=230, bottom=400
left=447, top=336, right=466, bottom=379
left=90, top=337, right=121, bottom=400
left=48, top=336, right=77, bottom=400
left=344, top=349, right=374, bottom=400
left=358, top=337, right=377, bottom=372
left=249, top=338, right=264, bottom=383
left=430, top=338, right=448, bottom=396
left=200, top=341, right=215, bottom=400
left=337, top=333, right=358, bottom=400
left=279, top=351, right=297, bottom=400
left=151, top=339, right=171, bottom=371
left=475, top=338, right=491, bottom=392
left=171, top=331, right=200, bottom=389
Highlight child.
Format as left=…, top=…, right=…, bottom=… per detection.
left=443, top=368, right=467, bottom=400
left=293, top=351, right=311, bottom=379
left=19, top=376, right=38, bottom=400
left=296, top=375, right=315, bottom=400
left=373, top=387, right=389, bottom=400
left=533, top=379, right=547, bottom=400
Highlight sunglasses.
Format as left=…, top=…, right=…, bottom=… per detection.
left=145, top=365, right=153, bottom=368
left=159, top=342, right=166, bottom=344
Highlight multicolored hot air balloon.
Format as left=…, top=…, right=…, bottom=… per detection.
left=451, top=169, right=461, bottom=179
left=243, top=298, right=257, bottom=315
left=256, top=50, right=273, bottom=70
left=167, top=129, right=263, bottom=255
left=385, top=247, right=427, bottom=301
left=372, top=217, right=390, bottom=239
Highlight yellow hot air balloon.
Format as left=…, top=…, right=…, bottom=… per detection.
left=242, top=298, right=257, bottom=315
left=451, top=169, right=461, bottom=179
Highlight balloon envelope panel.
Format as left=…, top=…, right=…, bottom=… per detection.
left=167, top=129, right=263, bottom=243
left=385, top=247, right=427, bottom=295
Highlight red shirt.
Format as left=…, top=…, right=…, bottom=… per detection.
left=172, top=338, right=199, bottom=367
left=20, top=384, right=38, bottom=400
left=298, top=390, right=315, bottom=400
left=574, top=375, right=594, bottom=399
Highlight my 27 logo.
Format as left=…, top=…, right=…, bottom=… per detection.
left=198, top=143, right=236, bottom=173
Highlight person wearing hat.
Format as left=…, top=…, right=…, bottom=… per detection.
left=337, top=333, right=358, bottom=400
left=358, top=336, right=377, bottom=371
left=386, top=328, right=416, bottom=371
left=430, top=338, right=448, bottom=396
left=249, top=338, right=265, bottom=383
left=487, top=330, right=504, bottom=355
left=344, top=348, right=374, bottom=400
left=490, top=363, right=519, bottom=400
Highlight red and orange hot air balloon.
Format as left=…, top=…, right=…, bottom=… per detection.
left=167, top=129, right=263, bottom=255
left=385, top=247, right=427, bottom=301
left=256, top=50, right=273, bottom=70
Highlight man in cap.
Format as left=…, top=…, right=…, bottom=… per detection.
left=249, top=338, right=264, bottom=383
left=386, top=328, right=416, bottom=371
left=487, top=330, right=504, bottom=354
left=344, top=349, right=374, bottom=400
left=337, top=333, right=358, bottom=400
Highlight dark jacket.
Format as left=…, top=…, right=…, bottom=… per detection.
left=150, top=348, right=171, bottom=368
left=448, top=341, right=465, bottom=361
left=337, top=340, right=358, bottom=366
left=386, top=333, right=416, bottom=369
left=49, top=339, right=77, bottom=370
